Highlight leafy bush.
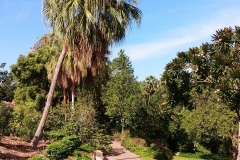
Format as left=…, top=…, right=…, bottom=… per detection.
left=121, top=137, right=166, bottom=160
left=196, top=145, right=211, bottom=155
left=105, top=145, right=112, bottom=152
left=80, top=143, right=95, bottom=152
left=28, top=154, right=48, bottom=160
left=113, top=132, right=121, bottom=140
left=121, top=137, right=135, bottom=150
left=161, top=146, right=174, bottom=160
left=78, top=127, right=112, bottom=152
left=10, top=102, right=41, bottom=141
left=0, top=101, right=14, bottom=138
left=72, top=150, right=91, bottom=160
left=122, top=137, right=147, bottom=151
left=43, top=130, right=66, bottom=141
left=113, top=130, right=131, bottom=141
left=45, top=135, right=81, bottom=159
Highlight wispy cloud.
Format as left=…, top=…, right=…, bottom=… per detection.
left=112, top=9, right=240, bottom=61
left=0, top=0, right=32, bottom=22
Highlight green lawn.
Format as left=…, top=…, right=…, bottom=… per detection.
left=173, top=156, right=204, bottom=160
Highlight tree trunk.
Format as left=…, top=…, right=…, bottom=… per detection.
left=121, top=117, right=124, bottom=133
left=238, top=118, right=240, bottom=160
left=31, top=46, right=67, bottom=147
left=71, top=85, right=75, bottom=110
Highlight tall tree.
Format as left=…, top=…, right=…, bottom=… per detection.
left=134, top=76, right=173, bottom=140
left=140, top=76, right=160, bottom=107
left=31, top=0, right=142, bottom=146
left=210, top=27, right=240, bottom=159
left=0, top=63, right=15, bottom=101
left=101, top=50, right=140, bottom=133
left=170, top=26, right=240, bottom=159
left=162, top=52, right=192, bottom=109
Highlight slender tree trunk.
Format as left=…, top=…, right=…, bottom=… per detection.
left=63, top=88, right=68, bottom=122
left=121, top=117, right=124, bottom=133
left=71, top=85, right=75, bottom=110
left=63, top=88, right=67, bottom=104
left=238, top=118, right=240, bottom=160
left=147, top=94, right=151, bottom=107
left=31, top=46, right=67, bottom=147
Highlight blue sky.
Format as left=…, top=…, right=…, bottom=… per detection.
left=1, top=0, right=240, bottom=81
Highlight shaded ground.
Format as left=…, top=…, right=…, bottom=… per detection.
left=0, top=137, right=141, bottom=160
left=0, top=136, right=46, bottom=160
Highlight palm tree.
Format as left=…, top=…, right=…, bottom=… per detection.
left=31, top=0, right=142, bottom=146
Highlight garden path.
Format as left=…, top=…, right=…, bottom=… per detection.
left=105, top=141, right=142, bottom=160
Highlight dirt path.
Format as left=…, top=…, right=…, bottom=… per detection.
left=105, top=141, right=142, bottom=160
left=0, top=136, right=46, bottom=160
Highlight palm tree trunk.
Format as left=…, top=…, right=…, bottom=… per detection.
left=31, top=46, right=67, bottom=147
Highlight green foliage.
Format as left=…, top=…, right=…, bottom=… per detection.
left=196, top=145, right=211, bottom=155
left=180, top=93, right=235, bottom=155
left=28, top=154, right=48, bottom=160
left=0, top=101, right=14, bottom=138
left=44, top=98, right=97, bottom=139
left=44, top=130, right=66, bottom=141
left=113, top=130, right=131, bottom=141
left=79, top=128, right=112, bottom=152
left=9, top=48, right=54, bottom=140
left=135, top=146, right=165, bottom=160
left=168, top=115, right=195, bottom=153
left=10, top=103, right=41, bottom=140
left=161, top=26, right=240, bottom=157
left=102, top=50, right=140, bottom=132
left=46, top=140, right=73, bottom=159
left=79, top=143, right=96, bottom=152
left=122, top=137, right=147, bottom=150
left=179, top=152, right=231, bottom=160
left=44, top=100, right=112, bottom=153
left=11, top=49, right=50, bottom=87
left=0, top=63, right=16, bottom=101
left=173, top=157, right=204, bottom=160
left=46, top=135, right=81, bottom=159
left=162, top=52, right=192, bottom=109
left=126, top=76, right=174, bottom=143
left=121, top=137, right=165, bottom=160
left=72, top=150, right=91, bottom=160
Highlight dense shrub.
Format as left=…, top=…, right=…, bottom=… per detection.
left=44, top=100, right=99, bottom=141
left=72, top=150, right=91, bottom=160
left=121, top=136, right=147, bottom=150
left=78, top=127, right=112, bottom=152
left=135, top=146, right=165, bottom=160
left=10, top=102, right=41, bottom=141
left=0, top=101, right=14, bottom=138
left=121, top=137, right=166, bottom=160
left=80, top=143, right=95, bottom=152
left=43, top=130, right=66, bottom=141
left=161, top=146, right=174, bottom=160
left=45, top=135, right=81, bottom=159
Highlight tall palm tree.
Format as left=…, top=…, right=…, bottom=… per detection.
left=31, top=0, right=141, bottom=147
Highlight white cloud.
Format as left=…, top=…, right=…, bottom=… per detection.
left=112, top=9, right=240, bottom=61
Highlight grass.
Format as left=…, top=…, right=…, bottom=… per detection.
left=173, top=156, right=204, bottom=160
